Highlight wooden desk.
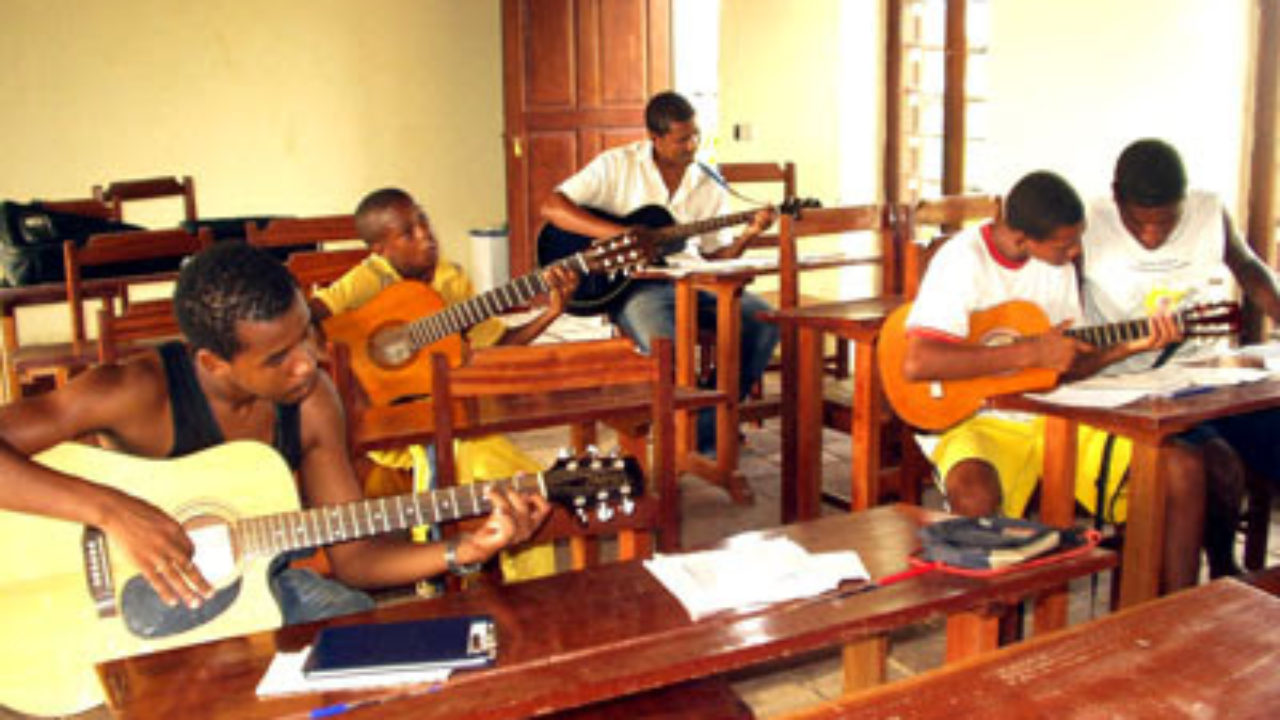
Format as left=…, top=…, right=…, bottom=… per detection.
left=95, top=505, right=1115, bottom=719
left=991, top=378, right=1280, bottom=608
left=0, top=271, right=176, bottom=400
left=762, top=297, right=907, bottom=523
left=639, top=255, right=878, bottom=507
left=781, top=577, right=1280, bottom=720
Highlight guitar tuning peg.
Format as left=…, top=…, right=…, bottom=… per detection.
left=586, top=444, right=600, bottom=457
left=556, top=447, right=572, bottom=460
left=595, top=500, right=615, bottom=523
left=607, top=447, right=621, bottom=459
left=567, top=459, right=580, bottom=472
left=620, top=496, right=635, bottom=516
left=573, top=496, right=589, bottom=526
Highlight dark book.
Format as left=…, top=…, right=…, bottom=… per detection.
left=303, top=615, right=497, bottom=679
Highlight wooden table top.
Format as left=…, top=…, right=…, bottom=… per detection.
left=96, top=505, right=1115, bottom=720
left=352, top=383, right=724, bottom=452
left=783, top=577, right=1280, bottom=719
left=990, top=377, right=1280, bottom=444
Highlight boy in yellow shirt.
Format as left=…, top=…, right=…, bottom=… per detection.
left=310, top=187, right=579, bottom=582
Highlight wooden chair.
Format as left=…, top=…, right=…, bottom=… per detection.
left=94, top=175, right=198, bottom=225
left=902, top=194, right=1002, bottom=299
left=285, top=247, right=371, bottom=298
left=63, top=226, right=212, bottom=353
left=37, top=197, right=120, bottom=221
left=426, top=337, right=679, bottom=570
left=95, top=298, right=178, bottom=364
left=245, top=214, right=361, bottom=255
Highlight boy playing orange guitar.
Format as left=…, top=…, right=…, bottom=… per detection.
left=903, top=171, right=1205, bottom=591
left=309, top=188, right=578, bottom=582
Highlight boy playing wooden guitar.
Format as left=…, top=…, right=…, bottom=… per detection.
left=898, top=170, right=1206, bottom=591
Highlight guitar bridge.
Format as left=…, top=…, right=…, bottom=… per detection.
left=82, top=528, right=118, bottom=618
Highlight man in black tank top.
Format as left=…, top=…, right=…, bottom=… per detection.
left=0, top=243, right=551, bottom=625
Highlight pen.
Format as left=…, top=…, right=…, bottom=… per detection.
left=302, top=682, right=444, bottom=719
left=1169, top=385, right=1215, bottom=399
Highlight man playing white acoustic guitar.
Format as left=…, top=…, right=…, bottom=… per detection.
left=903, top=170, right=1205, bottom=592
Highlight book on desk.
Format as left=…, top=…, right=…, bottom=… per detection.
left=302, top=615, right=497, bottom=679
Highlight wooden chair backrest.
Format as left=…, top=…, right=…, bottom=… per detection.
left=775, top=203, right=898, bottom=307
left=96, top=298, right=179, bottom=364
left=94, top=175, right=198, bottom=224
left=902, top=194, right=1002, bottom=299
left=429, top=337, right=676, bottom=570
left=245, top=214, right=361, bottom=251
left=718, top=161, right=796, bottom=250
left=285, top=247, right=370, bottom=298
left=63, top=227, right=212, bottom=349
left=38, top=197, right=120, bottom=222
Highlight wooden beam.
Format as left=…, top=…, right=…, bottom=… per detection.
left=1244, top=0, right=1278, bottom=341
left=941, top=0, right=967, bottom=195
left=883, top=0, right=904, bottom=204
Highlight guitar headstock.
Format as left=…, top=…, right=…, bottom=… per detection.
left=1181, top=301, right=1242, bottom=338
left=543, top=449, right=644, bottom=525
left=578, top=234, right=651, bottom=277
left=779, top=196, right=822, bottom=218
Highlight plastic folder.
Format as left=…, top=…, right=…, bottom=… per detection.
left=303, top=615, right=497, bottom=678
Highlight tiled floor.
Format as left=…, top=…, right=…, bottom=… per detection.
left=509, top=413, right=1280, bottom=719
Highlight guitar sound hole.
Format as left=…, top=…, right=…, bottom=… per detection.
left=369, top=325, right=415, bottom=369
left=120, top=575, right=242, bottom=639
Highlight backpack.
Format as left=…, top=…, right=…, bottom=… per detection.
left=0, top=201, right=143, bottom=286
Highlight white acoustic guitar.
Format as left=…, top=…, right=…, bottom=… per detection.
left=0, top=441, right=641, bottom=717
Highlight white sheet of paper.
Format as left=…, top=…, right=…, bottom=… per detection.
left=255, top=647, right=451, bottom=697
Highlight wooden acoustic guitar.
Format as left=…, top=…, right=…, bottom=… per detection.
left=877, top=299, right=1242, bottom=432
left=0, top=441, right=641, bottom=717
left=535, top=197, right=820, bottom=315
left=322, top=237, right=654, bottom=406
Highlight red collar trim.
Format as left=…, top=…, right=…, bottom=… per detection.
left=981, top=224, right=1026, bottom=270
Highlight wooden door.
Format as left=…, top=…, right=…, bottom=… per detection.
left=502, top=0, right=671, bottom=278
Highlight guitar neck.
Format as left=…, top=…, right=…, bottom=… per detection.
left=1065, top=313, right=1186, bottom=346
left=233, top=475, right=547, bottom=557
left=652, top=209, right=760, bottom=245
left=401, top=259, right=582, bottom=349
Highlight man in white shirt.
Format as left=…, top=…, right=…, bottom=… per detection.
left=1081, top=138, right=1280, bottom=576
left=540, top=91, right=778, bottom=455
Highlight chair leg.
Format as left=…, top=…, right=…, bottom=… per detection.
left=1243, top=468, right=1273, bottom=572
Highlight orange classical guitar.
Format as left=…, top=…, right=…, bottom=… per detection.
left=877, top=299, right=1241, bottom=432
left=322, top=239, right=652, bottom=406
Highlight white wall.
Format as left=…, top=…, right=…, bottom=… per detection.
left=0, top=0, right=505, bottom=259
left=985, top=0, right=1251, bottom=210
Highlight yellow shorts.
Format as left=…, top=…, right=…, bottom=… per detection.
left=932, top=415, right=1132, bottom=522
left=367, top=435, right=556, bottom=583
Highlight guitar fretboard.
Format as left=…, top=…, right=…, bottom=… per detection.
left=403, top=255, right=588, bottom=351
left=233, top=475, right=546, bottom=557
left=650, top=210, right=759, bottom=253
left=1066, top=314, right=1184, bottom=347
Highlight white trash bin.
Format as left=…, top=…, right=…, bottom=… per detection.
left=468, top=225, right=509, bottom=292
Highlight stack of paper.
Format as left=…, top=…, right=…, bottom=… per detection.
left=643, top=535, right=869, bottom=620
left=255, top=647, right=450, bottom=697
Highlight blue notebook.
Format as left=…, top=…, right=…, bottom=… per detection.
left=303, top=615, right=497, bottom=678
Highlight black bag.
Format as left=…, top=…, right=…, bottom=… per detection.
left=0, top=201, right=143, bottom=287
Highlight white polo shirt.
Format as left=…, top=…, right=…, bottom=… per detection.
left=555, top=140, right=733, bottom=263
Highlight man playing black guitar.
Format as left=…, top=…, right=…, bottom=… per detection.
left=540, top=90, right=779, bottom=456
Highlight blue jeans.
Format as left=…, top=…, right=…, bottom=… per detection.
left=611, top=281, right=780, bottom=454
left=119, top=553, right=374, bottom=639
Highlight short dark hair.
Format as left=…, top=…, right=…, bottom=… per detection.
left=1004, top=171, right=1084, bottom=240
left=174, top=242, right=299, bottom=360
left=645, top=91, right=695, bottom=136
left=1114, top=138, right=1187, bottom=207
left=354, top=187, right=414, bottom=245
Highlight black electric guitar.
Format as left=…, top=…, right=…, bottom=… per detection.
left=0, top=441, right=643, bottom=717
left=536, top=198, right=819, bottom=315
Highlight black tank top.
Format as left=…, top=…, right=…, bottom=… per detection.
left=159, top=342, right=303, bottom=470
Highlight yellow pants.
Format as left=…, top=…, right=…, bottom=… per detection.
left=931, top=415, right=1132, bottom=522
left=364, top=436, right=557, bottom=582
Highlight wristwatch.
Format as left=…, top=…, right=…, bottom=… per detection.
left=444, top=538, right=483, bottom=577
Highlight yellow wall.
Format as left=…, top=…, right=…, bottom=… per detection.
left=0, top=0, right=505, bottom=260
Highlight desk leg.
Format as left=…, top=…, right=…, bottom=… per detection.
left=1120, top=441, right=1165, bottom=608
left=786, top=326, right=824, bottom=522
left=850, top=339, right=882, bottom=511
left=841, top=635, right=887, bottom=692
left=674, top=280, right=697, bottom=466
left=1034, top=416, right=1077, bottom=633
left=713, top=282, right=750, bottom=504
left=944, top=609, right=1000, bottom=662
